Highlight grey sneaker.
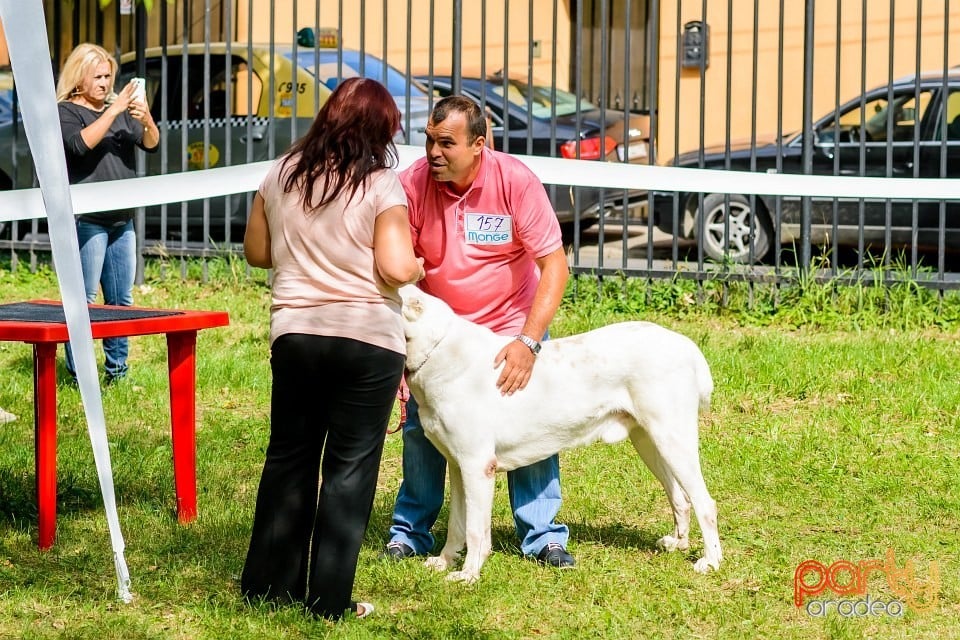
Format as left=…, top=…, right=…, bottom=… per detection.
left=536, top=543, right=576, bottom=569
left=0, top=408, right=16, bottom=424
left=381, top=540, right=417, bottom=560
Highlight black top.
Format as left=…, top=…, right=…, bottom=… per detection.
left=58, top=101, right=158, bottom=227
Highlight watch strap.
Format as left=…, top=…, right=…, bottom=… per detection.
left=515, top=334, right=541, bottom=355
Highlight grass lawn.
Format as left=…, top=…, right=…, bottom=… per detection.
left=0, top=259, right=958, bottom=639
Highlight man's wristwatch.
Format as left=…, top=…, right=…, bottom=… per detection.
left=515, top=334, right=541, bottom=355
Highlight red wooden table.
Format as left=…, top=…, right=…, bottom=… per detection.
left=0, top=300, right=229, bottom=550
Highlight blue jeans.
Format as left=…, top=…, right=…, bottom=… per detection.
left=388, top=395, right=569, bottom=557
left=65, top=219, right=136, bottom=380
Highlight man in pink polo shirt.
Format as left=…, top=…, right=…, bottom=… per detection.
left=385, top=95, right=574, bottom=568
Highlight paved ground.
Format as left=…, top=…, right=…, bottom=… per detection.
left=567, top=220, right=699, bottom=273
left=566, top=219, right=960, bottom=287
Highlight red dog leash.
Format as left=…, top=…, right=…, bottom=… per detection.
left=388, top=375, right=409, bottom=434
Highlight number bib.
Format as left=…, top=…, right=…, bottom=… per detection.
left=464, top=213, right=513, bottom=245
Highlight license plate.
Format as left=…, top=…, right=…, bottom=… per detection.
left=617, top=141, right=648, bottom=162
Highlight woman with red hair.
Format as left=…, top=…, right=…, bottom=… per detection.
left=241, top=77, right=423, bottom=621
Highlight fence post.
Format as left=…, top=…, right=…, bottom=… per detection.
left=135, top=1, right=147, bottom=285
left=800, top=0, right=815, bottom=271
left=452, top=0, right=462, bottom=95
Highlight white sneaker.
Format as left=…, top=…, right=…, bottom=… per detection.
left=0, top=408, right=16, bottom=424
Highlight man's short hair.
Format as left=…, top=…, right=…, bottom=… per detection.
left=431, top=96, right=488, bottom=143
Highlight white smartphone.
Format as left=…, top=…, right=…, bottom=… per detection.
left=130, top=77, right=146, bottom=102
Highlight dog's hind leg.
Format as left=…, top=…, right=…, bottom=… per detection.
left=638, top=420, right=722, bottom=573
left=427, top=463, right=467, bottom=574
left=629, top=428, right=692, bottom=553
left=673, top=461, right=721, bottom=574
left=445, top=459, right=496, bottom=584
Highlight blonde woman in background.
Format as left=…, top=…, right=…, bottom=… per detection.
left=56, top=43, right=159, bottom=383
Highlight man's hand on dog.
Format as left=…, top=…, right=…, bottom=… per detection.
left=494, top=341, right=536, bottom=395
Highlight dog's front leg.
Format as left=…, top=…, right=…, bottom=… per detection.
left=446, top=460, right=496, bottom=584
left=425, top=463, right=467, bottom=574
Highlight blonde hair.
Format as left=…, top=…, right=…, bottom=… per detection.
left=55, top=43, right=119, bottom=103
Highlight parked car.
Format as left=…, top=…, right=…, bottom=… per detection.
left=417, top=71, right=651, bottom=238
left=0, top=34, right=431, bottom=246
left=652, top=68, right=960, bottom=264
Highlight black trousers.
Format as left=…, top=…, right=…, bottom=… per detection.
left=241, top=333, right=404, bottom=619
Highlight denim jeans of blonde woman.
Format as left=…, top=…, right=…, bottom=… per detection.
left=64, top=219, right=136, bottom=381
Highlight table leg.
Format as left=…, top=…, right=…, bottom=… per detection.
left=167, top=331, right=198, bottom=523
left=33, top=342, right=58, bottom=551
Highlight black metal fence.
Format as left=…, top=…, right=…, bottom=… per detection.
left=0, top=0, right=957, bottom=288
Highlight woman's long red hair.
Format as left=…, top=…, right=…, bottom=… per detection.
left=281, top=77, right=400, bottom=210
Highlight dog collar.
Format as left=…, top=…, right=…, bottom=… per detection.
left=405, top=318, right=454, bottom=373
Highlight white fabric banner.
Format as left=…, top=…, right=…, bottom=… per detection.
left=0, top=142, right=959, bottom=226
left=0, top=1, right=132, bottom=602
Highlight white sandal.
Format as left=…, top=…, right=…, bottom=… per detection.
left=353, top=602, right=374, bottom=619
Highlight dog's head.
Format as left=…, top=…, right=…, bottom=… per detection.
left=398, top=285, right=456, bottom=370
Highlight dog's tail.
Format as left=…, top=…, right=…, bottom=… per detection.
left=695, top=352, right=714, bottom=414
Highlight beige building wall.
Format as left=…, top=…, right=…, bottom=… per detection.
left=235, top=1, right=572, bottom=87
left=657, top=0, right=960, bottom=163
left=0, top=20, right=7, bottom=66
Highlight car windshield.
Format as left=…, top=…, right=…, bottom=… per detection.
left=488, top=78, right=600, bottom=119
left=816, top=89, right=934, bottom=143
left=290, top=50, right=429, bottom=98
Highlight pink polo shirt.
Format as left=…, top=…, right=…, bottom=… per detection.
left=401, top=147, right=563, bottom=335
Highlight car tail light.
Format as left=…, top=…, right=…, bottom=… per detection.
left=560, top=135, right=617, bottom=160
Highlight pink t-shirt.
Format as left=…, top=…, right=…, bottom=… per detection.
left=401, top=147, right=563, bottom=335
left=260, top=154, right=409, bottom=354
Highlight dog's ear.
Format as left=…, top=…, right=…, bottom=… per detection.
left=399, top=285, right=425, bottom=319
left=402, top=297, right=424, bottom=322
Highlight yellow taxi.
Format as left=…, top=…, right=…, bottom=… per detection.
left=114, top=29, right=430, bottom=241
left=0, top=29, right=430, bottom=245
left=117, top=41, right=334, bottom=173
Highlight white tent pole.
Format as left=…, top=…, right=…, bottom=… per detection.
left=0, top=0, right=133, bottom=603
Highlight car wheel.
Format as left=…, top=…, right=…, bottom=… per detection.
left=694, top=193, right=772, bottom=264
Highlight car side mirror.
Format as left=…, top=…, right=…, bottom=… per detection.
left=814, top=128, right=836, bottom=159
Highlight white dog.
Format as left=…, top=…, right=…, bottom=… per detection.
left=399, top=285, right=722, bottom=583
